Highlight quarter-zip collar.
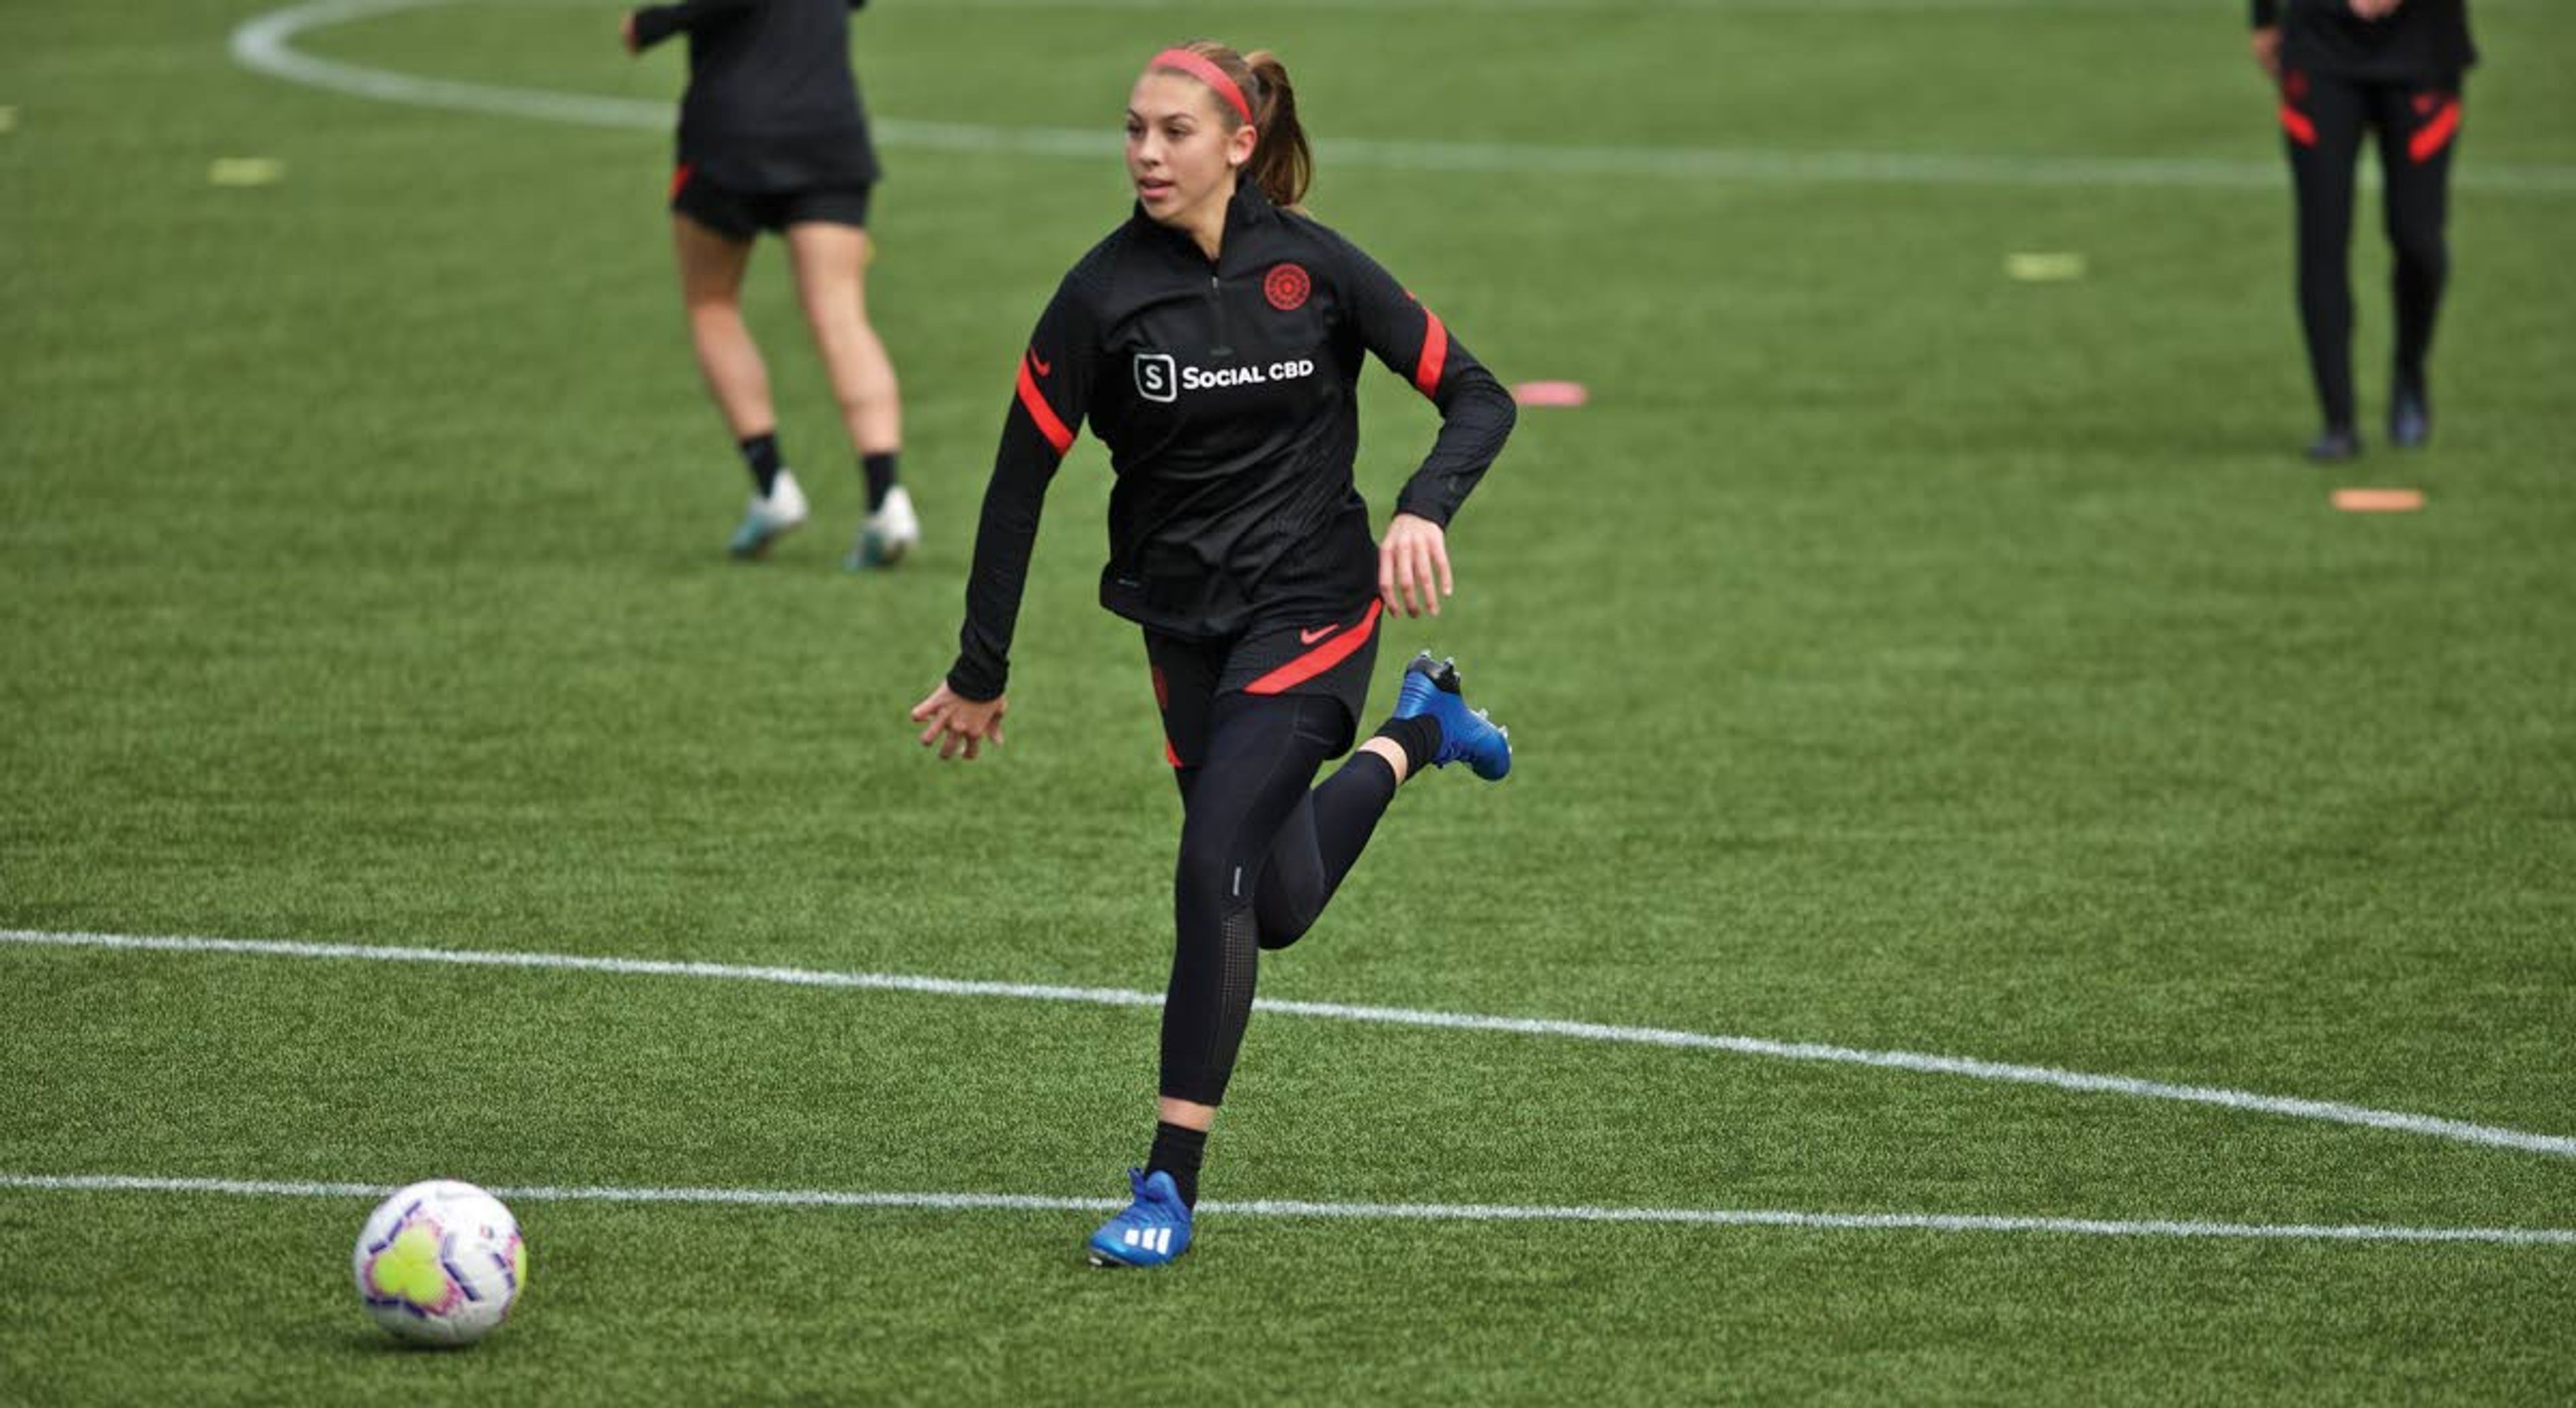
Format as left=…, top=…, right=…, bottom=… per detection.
left=1130, top=178, right=1277, bottom=271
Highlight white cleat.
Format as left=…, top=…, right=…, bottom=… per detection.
left=848, top=484, right=920, bottom=570
left=728, top=468, right=809, bottom=560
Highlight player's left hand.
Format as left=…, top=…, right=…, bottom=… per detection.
left=1379, top=512, right=1452, bottom=619
left=910, top=682, right=1009, bottom=761
left=2250, top=24, right=2282, bottom=80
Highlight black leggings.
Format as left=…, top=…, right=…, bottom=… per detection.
left=2280, top=68, right=2462, bottom=429
left=1158, top=692, right=1400, bottom=1107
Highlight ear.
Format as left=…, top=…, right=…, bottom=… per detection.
left=1226, top=123, right=1258, bottom=170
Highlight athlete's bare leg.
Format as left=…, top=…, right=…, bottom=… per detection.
left=673, top=215, right=773, bottom=439
left=784, top=221, right=901, bottom=458
left=1356, top=735, right=1413, bottom=786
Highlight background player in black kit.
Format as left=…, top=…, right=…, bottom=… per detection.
left=2251, top=0, right=2475, bottom=460
left=625, top=0, right=918, bottom=565
left=908, top=41, right=1519, bottom=1268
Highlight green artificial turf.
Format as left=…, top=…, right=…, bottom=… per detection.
left=3, top=1, right=2573, bottom=1402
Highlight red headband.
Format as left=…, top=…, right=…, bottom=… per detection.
left=1148, top=47, right=1254, bottom=125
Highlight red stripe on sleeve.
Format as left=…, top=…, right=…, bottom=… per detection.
left=1014, top=354, right=1075, bottom=455
left=1412, top=311, right=1448, bottom=398
left=1244, top=600, right=1384, bottom=696
left=2277, top=103, right=2317, bottom=148
left=2408, top=99, right=2461, bottom=163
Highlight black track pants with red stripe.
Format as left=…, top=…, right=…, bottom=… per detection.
left=2279, top=68, right=2463, bottom=431
left=1157, top=692, right=1401, bottom=1107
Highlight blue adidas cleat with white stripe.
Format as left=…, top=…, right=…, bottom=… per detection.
left=1086, top=1169, right=1193, bottom=1268
left=1393, top=652, right=1512, bottom=781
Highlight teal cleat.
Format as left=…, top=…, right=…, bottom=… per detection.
left=1085, top=1169, right=1193, bottom=1268
left=845, top=484, right=920, bottom=570
left=728, top=469, right=809, bottom=560
left=1393, top=652, right=1512, bottom=781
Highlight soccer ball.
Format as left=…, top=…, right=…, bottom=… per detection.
left=352, top=1180, right=527, bottom=1346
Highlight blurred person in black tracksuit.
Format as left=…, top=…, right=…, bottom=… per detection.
left=625, top=0, right=918, bottom=565
left=2250, top=0, right=2475, bottom=461
left=907, top=42, right=1519, bottom=1269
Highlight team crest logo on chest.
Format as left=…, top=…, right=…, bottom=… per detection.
left=1263, top=262, right=1311, bottom=312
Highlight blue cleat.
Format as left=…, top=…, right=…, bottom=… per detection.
left=1085, top=1169, right=1193, bottom=1268
left=1393, top=652, right=1512, bottom=781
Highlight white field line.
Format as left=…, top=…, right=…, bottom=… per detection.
left=229, top=0, right=2576, bottom=196
left=826, top=0, right=2549, bottom=9
left=513, top=0, right=2277, bottom=12
left=5, top=1174, right=2570, bottom=1246
left=319, top=0, right=2550, bottom=11
left=8, top=928, right=2574, bottom=1162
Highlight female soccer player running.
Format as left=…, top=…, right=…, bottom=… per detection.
left=625, top=0, right=918, bottom=565
left=910, top=42, right=1519, bottom=1267
left=2250, top=0, right=2475, bottom=459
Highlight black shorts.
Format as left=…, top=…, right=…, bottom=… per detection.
left=669, top=164, right=872, bottom=241
left=1148, top=595, right=1384, bottom=769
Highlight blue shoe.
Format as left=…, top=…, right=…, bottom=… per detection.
left=2389, top=376, right=2431, bottom=449
left=1085, top=1169, right=1193, bottom=1268
left=1393, top=652, right=1512, bottom=781
left=2304, top=426, right=2361, bottom=464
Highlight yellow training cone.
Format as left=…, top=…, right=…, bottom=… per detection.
left=209, top=157, right=286, bottom=187
left=2004, top=252, right=2086, bottom=282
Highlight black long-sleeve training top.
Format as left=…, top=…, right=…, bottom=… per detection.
left=629, top=0, right=879, bottom=191
left=946, top=181, right=1517, bottom=702
left=2249, top=0, right=2475, bottom=82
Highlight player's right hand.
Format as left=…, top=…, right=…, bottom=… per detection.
left=1379, top=512, right=1454, bottom=620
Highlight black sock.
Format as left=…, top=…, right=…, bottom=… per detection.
left=1371, top=714, right=1442, bottom=777
left=861, top=451, right=900, bottom=512
left=1146, top=1120, right=1207, bottom=1209
left=739, top=433, right=784, bottom=496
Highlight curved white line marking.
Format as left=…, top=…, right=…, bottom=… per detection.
left=7, top=1174, right=2569, bottom=1246
left=7, top=928, right=2572, bottom=1161
left=850, top=0, right=2548, bottom=9
left=233, top=0, right=662, bottom=129
left=229, top=0, right=2576, bottom=195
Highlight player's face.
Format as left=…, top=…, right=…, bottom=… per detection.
left=1126, top=72, right=1254, bottom=231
